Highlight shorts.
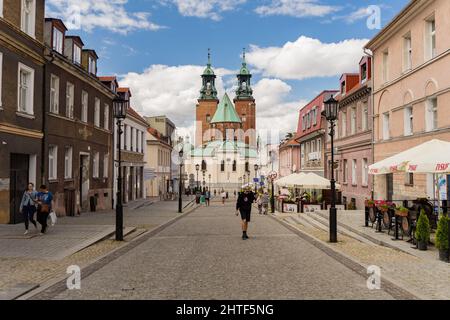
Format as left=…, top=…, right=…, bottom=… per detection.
left=239, top=209, right=251, bottom=222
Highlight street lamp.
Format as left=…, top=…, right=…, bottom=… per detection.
left=254, top=164, right=259, bottom=193
left=195, top=164, right=200, bottom=192
left=178, top=147, right=184, bottom=213
left=208, top=173, right=211, bottom=190
left=113, top=96, right=129, bottom=241
left=202, top=170, right=206, bottom=192
left=323, top=94, right=339, bottom=243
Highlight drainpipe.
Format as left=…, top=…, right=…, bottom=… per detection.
left=364, top=48, right=375, bottom=200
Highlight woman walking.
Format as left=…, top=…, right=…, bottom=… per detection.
left=36, top=185, right=53, bottom=235
left=19, top=183, right=38, bottom=235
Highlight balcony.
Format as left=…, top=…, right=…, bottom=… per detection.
left=308, top=152, right=321, bottom=161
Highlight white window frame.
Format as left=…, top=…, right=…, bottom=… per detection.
left=341, top=111, right=347, bottom=137
left=404, top=106, right=413, bottom=136
left=0, top=0, right=3, bottom=18
left=352, top=159, right=357, bottom=185
left=73, top=44, right=81, bottom=65
left=94, top=98, right=100, bottom=127
left=49, top=74, right=59, bottom=114
left=362, top=158, right=368, bottom=186
left=52, top=27, right=64, bottom=54
left=64, top=146, right=73, bottom=179
left=361, top=102, right=368, bottom=131
left=403, top=33, right=412, bottom=72
left=66, top=82, right=74, bottom=119
left=383, top=112, right=390, bottom=140
left=361, top=63, right=367, bottom=83
left=343, top=160, right=348, bottom=183
left=425, top=15, right=436, bottom=61
left=426, top=97, right=438, bottom=132
left=17, top=62, right=35, bottom=115
left=81, top=91, right=88, bottom=123
left=382, top=50, right=389, bottom=83
left=88, top=56, right=96, bottom=74
left=93, top=151, right=99, bottom=178
left=350, top=107, right=356, bottom=135
left=103, top=153, right=109, bottom=178
left=104, top=104, right=109, bottom=130
left=48, top=145, right=58, bottom=180
left=21, top=0, right=36, bottom=38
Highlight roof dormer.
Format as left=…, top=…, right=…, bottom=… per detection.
left=64, top=36, right=84, bottom=65
left=44, top=18, right=67, bottom=55
left=82, top=49, right=98, bottom=76
left=359, top=56, right=372, bottom=84
left=339, top=73, right=359, bottom=96
left=118, top=87, right=132, bottom=102
left=99, top=76, right=119, bottom=94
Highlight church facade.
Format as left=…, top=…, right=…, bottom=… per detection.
left=185, top=52, right=259, bottom=193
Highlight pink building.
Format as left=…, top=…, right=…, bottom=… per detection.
left=325, top=57, right=373, bottom=209
left=296, top=91, right=338, bottom=176
left=278, top=137, right=301, bottom=177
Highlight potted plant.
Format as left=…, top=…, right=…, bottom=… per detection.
left=378, top=203, right=390, bottom=213
left=415, top=210, right=431, bottom=251
left=395, top=206, right=409, bottom=217
left=366, top=199, right=375, bottom=208
left=435, top=214, right=449, bottom=262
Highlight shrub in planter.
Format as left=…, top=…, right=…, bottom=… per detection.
left=395, top=206, right=409, bottom=217
left=415, top=210, right=431, bottom=251
left=366, top=199, right=375, bottom=208
left=435, top=214, right=449, bottom=262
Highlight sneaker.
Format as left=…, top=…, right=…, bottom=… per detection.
left=24, top=230, right=28, bottom=235
left=244, top=234, right=249, bottom=239
left=242, top=234, right=247, bottom=240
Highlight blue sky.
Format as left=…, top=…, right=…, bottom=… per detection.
left=46, top=0, right=410, bottom=136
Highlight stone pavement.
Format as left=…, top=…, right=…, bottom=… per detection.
left=0, top=199, right=192, bottom=299
left=51, top=203, right=400, bottom=300
left=275, top=210, right=450, bottom=300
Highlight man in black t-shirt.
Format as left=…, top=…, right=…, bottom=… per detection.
left=236, top=187, right=256, bottom=240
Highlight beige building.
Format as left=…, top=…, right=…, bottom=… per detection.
left=366, top=0, right=450, bottom=201
left=145, top=128, right=173, bottom=198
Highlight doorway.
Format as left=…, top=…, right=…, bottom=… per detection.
left=9, top=154, right=29, bottom=224
left=79, top=154, right=90, bottom=211
left=386, top=173, right=394, bottom=201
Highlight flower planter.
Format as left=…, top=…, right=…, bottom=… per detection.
left=418, top=241, right=428, bottom=251
left=438, top=249, right=450, bottom=262
left=395, top=209, right=408, bottom=217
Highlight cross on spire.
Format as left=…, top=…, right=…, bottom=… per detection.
left=207, top=48, right=211, bottom=66
left=242, top=48, right=246, bottom=64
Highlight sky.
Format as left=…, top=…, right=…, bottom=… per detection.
left=46, top=0, right=410, bottom=141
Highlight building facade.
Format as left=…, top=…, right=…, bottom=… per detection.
left=366, top=0, right=450, bottom=201
left=278, top=136, right=301, bottom=178
left=325, top=57, right=373, bottom=209
left=43, top=18, right=116, bottom=216
left=0, top=0, right=45, bottom=224
left=296, top=91, right=338, bottom=177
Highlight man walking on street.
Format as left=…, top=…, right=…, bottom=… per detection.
left=236, top=187, right=255, bottom=240
left=36, top=185, right=53, bottom=235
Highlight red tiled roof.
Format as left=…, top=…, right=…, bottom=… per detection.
left=99, top=76, right=117, bottom=82
left=127, top=107, right=148, bottom=126
left=118, top=87, right=130, bottom=93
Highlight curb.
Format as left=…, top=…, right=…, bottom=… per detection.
left=270, top=213, right=426, bottom=300
left=17, top=204, right=201, bottom=300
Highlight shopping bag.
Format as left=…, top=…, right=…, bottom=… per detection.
left=49, top=211, right=57, bottom=226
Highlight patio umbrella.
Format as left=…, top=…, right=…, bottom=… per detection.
left=274, top=173, right=307, bottom=187
left=294, top=173, right=341, bottom=190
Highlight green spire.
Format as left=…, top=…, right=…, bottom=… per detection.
left=236, top=48, right=253, bottom=100
left=210, top=93, right=242, bottom=124
left=239, top=48, right=250, bottom=75
left=199, top=48, right=218, bottom=100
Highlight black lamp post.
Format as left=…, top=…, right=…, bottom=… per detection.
left=323, top=94, right=339, bottom=243
left=113, top=96, right=129, bottom=241
left=202, top=170, right=206, bottom=192
left=208, top=174, right=211, bottom=190
left=254, top=164, right=259, bottom=193
left=178, top=147, right=184, bottom=213
left=195, top=164, right=200, bottom=192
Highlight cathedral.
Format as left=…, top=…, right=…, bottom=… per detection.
left=185, top=51, right=259, bottom=193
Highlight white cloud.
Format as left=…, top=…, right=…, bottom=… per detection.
left=162, top=0, right=247, bottom=20
left=255, top=0, right=340, bottom=18
left=344, top=7, right=372, bottom=23
left=246, top=36, right=369, bottom=80
left=46, top=0, right=164, bottom=34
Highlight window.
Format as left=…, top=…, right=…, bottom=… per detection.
left=245, top=162, right=249, bottom=172
left=425, top=16, right=436, bottom=60
left=362, top=158, right=368, bottom=186
left=426, top=98, right=438, bottom=131
left=317, top=139, right=321, bottom=160
left=201, top=160, right=207, bottom=171
left=48, top=145, right=58, bottom=180
left=104, top=104, right=109, bottom=130
left=221, top=160, right=225, bottom=172
left=242, top=114, right=246, bottom=122
left=18, top=63, right=34, bottom=114
left=124, top=125, right=128, bottom=150
left=93, top=152, right=99, bottom=178
left=382, top=50, right=389, bottom=83
left=350, top=107, right=356, bottom=135
left=131, top=127, right=134, bottom=151
left=52, top=27, right=63, bottom=54
left=66, top=82, right=74, bottom=119
left=361, top=63, right=367, bottom=83
left=136, top=129, right=139, bottom=152
left=103, top=154, right=109, bottom=178
left=405, top=173, right=414, bottom=186
left=232, top=160, right=237, bottom=172
left=312, top=108, right=317, bottom=125
left=341, top=111, right=347, bottom=137
left=404, top=106, right=413, bottom=136
left=49, top=75, right=59, bottom=114
left=21, top=0, right=35, bottom=37
left=383, top=113, right=390, bottom=140
left=73, top=45, right=81, bottom=64
left=352, top=159, right=357, bottom=185
left=403, top=33, right=412, bottom=71
left=343, top=160, right=348, bottom=183
left=0, top=0, right=3, bottom=18
left=88, top=56, right=96, bottom=74
left=64, top=146, right=73, bottom=179
left=94, top=98, right=100, bottom=127
left=302, top=116, right=306, bottom=131
left=81, top=91, right=88, bottom=122
left=206, top=114, right=211, bottom=123
left=361, top=102, right=368, bottom=131
left=0, top=52, right=2, bottom=107
left=341, top=81, right=346, bottom=94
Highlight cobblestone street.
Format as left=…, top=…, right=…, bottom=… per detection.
left=48, top=203, right=401, bottom=300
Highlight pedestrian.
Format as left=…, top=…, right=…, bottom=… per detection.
left=200, top=192, right=206, bottom=206
left=195, top=190, right=201, bottom=204
left=221, top=190, right=226, bottom=205
left=236, top=187, right=256, bottom=240
left=19, top=182, right=38, bottom=235
left=205, top=188, right=211, bottom=207
left=36, top=185, right=53, bottom=235
left=256, top=192, right=263, bottom=214
left=261, top=191, right=270, bottom=215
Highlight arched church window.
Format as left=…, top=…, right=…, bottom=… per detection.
left=206, top=114, right=211, bottom=123
left=232, top=160, right=237, bottom=172
left=206, top=81, right=211, bottom=89
left=221, top=160, right=225, bottom=172
left=242, top=81, right=247, bottom=89
left=202, top=160, right=207, bottom=171
left=245, top=162, right=249, bottom=172
left=242, top=114, right=247, bottom=122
